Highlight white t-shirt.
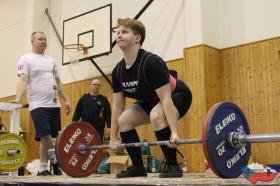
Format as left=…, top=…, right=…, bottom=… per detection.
left=17, top=52, right=61, bottom=111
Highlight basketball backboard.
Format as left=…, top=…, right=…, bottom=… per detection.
left=62, top=4, right=112, bottom=65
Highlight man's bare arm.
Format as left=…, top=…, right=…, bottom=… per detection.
left=13, top=74, right=28, bottom=103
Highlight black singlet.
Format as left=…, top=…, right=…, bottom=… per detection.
left=112, top=49, right=170, bottom=101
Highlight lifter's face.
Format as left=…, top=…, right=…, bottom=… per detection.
left=116, top=26, right=141, bottom=49
left=32, top=33, right=47, bottom=54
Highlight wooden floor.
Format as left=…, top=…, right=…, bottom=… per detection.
left=0, top=173, right=279, bottom=185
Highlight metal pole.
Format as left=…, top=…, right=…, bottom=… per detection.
left=243, top=134, right=280, bottom=143
left=45, top=8, right=63, bottom=46
left=80, top=138, right=202, bottom=151
left=75, top=132, right=280, bottom=152
left=89, top=58, right=112, bottom=86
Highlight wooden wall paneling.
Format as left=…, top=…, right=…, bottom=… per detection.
left=258, top=40, right=280, bottom=163
left=183, top=46, right=207, bottom=172
left=240, top=45, right=255, bottom=138
left=261, top=41, right=274, bottom=162
left=265, top=41, right=276, bottom=163
left=221, top=38, right=280, bottom=165
left=239, top=46, right=249, bottom=130
left=232, top=48, right=240, bottom=103
left=248, top=42, right=269, bottom=163
left=220, top=49, right=230, bottom=101
left=203, top=46, right=222, bottom=109
left=272, top=39, right=280, bottom=162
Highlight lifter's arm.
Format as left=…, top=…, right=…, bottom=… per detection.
left=110, top=92, right=125, bottom=149
left=156, top=83, right=179, bottom=146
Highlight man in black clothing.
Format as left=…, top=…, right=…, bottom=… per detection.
left=110, top=18, right=192, bottom=178
left=72, top=79, right=111, bottom=141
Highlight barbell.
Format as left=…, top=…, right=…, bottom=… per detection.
left=1, top=102, right=280, bottom=178
left=54, top=102, right=280, bottom=178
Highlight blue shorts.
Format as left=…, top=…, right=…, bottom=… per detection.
left=30, top=107, right=61, bottom=141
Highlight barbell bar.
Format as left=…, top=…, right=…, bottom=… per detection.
left=78, top=139, right=204, bottom=152
left=79, top=133, right=280, bottom=152
left=54, top=102, right=280, bottom=178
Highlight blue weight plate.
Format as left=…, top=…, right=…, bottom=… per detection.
left=202, top=102, right=251, bottom=178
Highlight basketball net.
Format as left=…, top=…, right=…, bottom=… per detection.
left=64, top=44, right=88, bottom=64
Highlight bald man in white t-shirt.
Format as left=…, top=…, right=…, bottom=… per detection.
left=13, top=31, right=72, bottom=176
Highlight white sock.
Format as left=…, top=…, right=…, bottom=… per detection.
left=48, top=150, right=57, bottom=164
left=39, top=163, right=48, bottom=173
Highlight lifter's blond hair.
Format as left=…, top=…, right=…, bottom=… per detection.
left=117, top=18, right=146, bottom=45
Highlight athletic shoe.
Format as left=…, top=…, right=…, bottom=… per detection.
left=37, top=170, right=52, bottom=176
left=159, top=165, right=183, bottom=178
left=116, top=165, right=147, bottom=178
left=52, top=163, right=62, bottom=175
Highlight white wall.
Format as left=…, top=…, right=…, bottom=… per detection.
left=1, top=0, right=280, bottom=98
left=185, top=0, right=204, bottom=47
left=47, top=0, right=189, bottom=84
left=0, top=0, right=26, bottom=98
left=201, top=0, right=220, bottom=47
left=217, top=0, right=280, bottom=48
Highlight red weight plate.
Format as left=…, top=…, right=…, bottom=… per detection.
left=55, top=122, right=103, bottom=177
left=202, top=103, right=220, bottom=177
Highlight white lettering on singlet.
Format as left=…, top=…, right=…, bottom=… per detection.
left=125, top=88, right=137, bottom=93
left=122, top=81, right=138, bottom=88
left=122, top=80, right=139, bottom=94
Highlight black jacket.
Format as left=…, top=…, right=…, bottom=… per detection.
left=72, top=93, right=111, bottom=129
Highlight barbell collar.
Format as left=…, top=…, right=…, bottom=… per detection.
left=228, top=132, right=280, bottom=148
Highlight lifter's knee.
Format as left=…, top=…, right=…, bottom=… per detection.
left=150, top=111, right=167, bottom=130
left=118, top=115, right=132, bottom=132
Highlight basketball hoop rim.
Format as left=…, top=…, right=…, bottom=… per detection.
left=64, top=43, right=85, bottom=50
left=64, top=43, right=88, bottom=55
